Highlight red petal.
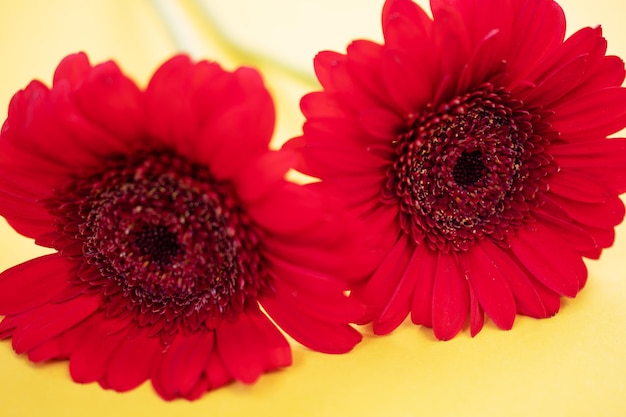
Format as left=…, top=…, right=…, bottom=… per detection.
left=382, top=0, right=433, bottom=49
left=69, top=317, right=131, bottom=383
left=479, top=240, right=547, bottom=318
left=439, top=0, right=512, bottom=52
left=182, top=375, right=212, bottom=401
left=430, top=3, right=470, bottom=94
left=150, top=372, right=177, bottom=402
left=410, top=243, right=437, bottom=327
left=271, top=279, right=363, bottom=324
left=152, top=331, right=214, bottom=400
left=264, top=203, right=396, bottom=282
left=57, top=314, right=97, bottom=357
left=291, top=124, right=390, bottom=177
left=382, top=1, right=437, bottom=109
left=0, top=312, right=33, bottom=339
left=205, top=350, right=233, bottom=390
left=346, top=40, right=395, bottom=109
left=567, top=55, right=625, bottom=98
left=0, top=254, right=73, bottom=315
left=27, top=338, right=63, bottom=363
left=27, top=316, right=94, bottom=362
left=232, top=150, right=294, bottom=203
left=196, top=72, right=274, bottom=180
left=533, top=209, right=597, bottom=254
left=359, top=107, right=403, bottom=140
left=73, top=60, right=144, bottom=142
left=247, top=312, right=292, bottom=371
left=352, top=235, right=412, bottom=321
left=0, top=137, right=71, bottom=197
left=170, top=332, right=214, bottom=396
left=431, top=251, right=469, bottom=341
left=551, top=139, right=626, bottom=167
left=548, top=169, right=611, bottom=203
left=265, top=253, right=346, bottom=293
left=190, top=61, right=248, bottom=118
left=3, top=217, right=54, bottom=241
left=57, top=91, right=135, bottom=158
left=520, top=26, right=607, bottom=106
left=526, top=278, right=562, bottom=317
left=549, top=87, right=626, bottom=138
left=460, top=240, right=516, bottom=330
left=545, top=193, right=624, bottom=229
left=144, top=55, right=199, bottom=154
left=504, top=0, right=566, bottom=84
left=313, top=51, right=344, bottom=91
left=301, top=115, right=368, bottom=145
left=382, top=47, right=434, bottom=113
left=3, top=80, right=102, bottom=169
left=300, top=91, right=353, bottom=120
left=318, top=174, right=387, bottom=209
left=246, top=182, right=328, bottom=235
left=12, top=293, right=100, bottom=354
left=521, top=54, right=588, bottom=106
left=53, top=52, right=92, bottom=87
left=550, top=139, right=626, bottom=193
left=509, top=222, right=586, bottom=298
left=105, top=333, right=161, bottom=392
left=313, top=51, right=383, bottom=111
left=580, top=224, right=615, bottom=253
left=265, top=235, right=365, bottom=283
left=468, top=284, right=484, bottom=337
left=456, top=28, right=506, bottom=95
left=374, top=245, right=421, bottom=335
left=525, top=27, right=604, bottom=86
left=216, top=311, right=274, bottom=384
left=262, top=295, right=362, bottom=354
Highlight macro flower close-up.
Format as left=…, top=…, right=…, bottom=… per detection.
left=0, top=52, right=363, bottom=400
left=286, top=0, right=626, bottom=340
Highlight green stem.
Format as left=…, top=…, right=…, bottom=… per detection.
left=152, top=0, right=319, bottom=88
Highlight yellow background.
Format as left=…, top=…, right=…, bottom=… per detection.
left=1, top=1, right=625, bottom=416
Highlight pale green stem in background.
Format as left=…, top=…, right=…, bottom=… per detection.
left=152, top=0, right=319, bottom=88
left=152, top=0, right=208, bottom=59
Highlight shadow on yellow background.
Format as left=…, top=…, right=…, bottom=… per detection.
left=0, top=1, right=625, bottom=416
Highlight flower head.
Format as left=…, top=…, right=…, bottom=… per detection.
left=0, top=53, right=363, bottom=400
left=286, top=0, right=626, bottom=340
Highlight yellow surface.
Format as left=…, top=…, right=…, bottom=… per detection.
left=1, top=0, right=626, bottom=416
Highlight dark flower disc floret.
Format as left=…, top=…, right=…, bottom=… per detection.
left=47, top=151, right=273, bottom=337
left=386, top=84, right=555, bottom=252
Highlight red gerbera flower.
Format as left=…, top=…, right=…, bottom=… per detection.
left=0, top=53, right=363, bottom=400
left=285, top=0, right=626, bottom=340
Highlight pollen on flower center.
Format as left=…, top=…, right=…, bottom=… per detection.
left=48, top=151, right=273, bottom=335
left=385, top=84, right=554, bottom=252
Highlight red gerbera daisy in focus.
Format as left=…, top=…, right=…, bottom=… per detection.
left=285, top=0, right=626, bottom=340
left=0, top=53, right=363, bottom=400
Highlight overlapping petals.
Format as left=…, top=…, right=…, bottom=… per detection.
left=286, top=0, right=626, bottom=339
left=0, top=53, right=363, bottom=400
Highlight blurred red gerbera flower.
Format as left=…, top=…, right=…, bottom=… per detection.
left=285, top=0, right=626, bottom=340
left=0, top=53, right=363, bottom=400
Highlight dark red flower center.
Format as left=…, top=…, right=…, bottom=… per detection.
left=385, top=84, right=555, bottom=252
left=452, top=149, right=486, bottom=187
left=48, top=151, right=272, bottom=336
left=130, top=224, right=181, bottom=266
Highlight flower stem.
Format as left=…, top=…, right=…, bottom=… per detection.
left=152, top=0, right=319, bottom=88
